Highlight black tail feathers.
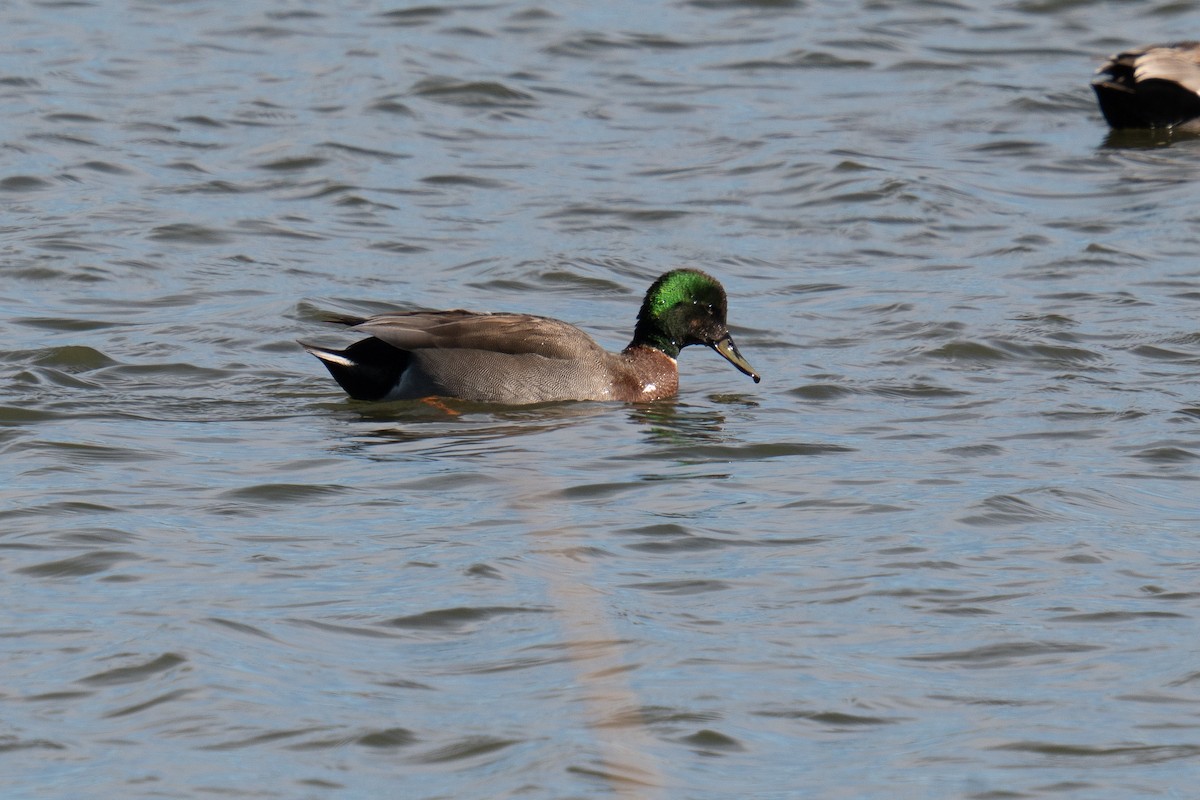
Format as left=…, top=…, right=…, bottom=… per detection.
left=300, top=338, right=408, bottom=401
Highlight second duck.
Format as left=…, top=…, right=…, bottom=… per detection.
left=1093, top=41, right=1200, bottom=129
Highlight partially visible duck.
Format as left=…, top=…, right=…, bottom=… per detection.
left=300, top=268, right=760, bottom=404
left=1092, top=41, right=1200, bottom=130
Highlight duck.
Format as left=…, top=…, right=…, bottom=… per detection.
left=1092, top=41, right=1200, bottom=130
left=300, top=268, right=760, bottom=404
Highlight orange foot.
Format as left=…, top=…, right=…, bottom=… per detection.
left=421, top=396, right=461, bottom=416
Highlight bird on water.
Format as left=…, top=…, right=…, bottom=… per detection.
left=1092, top=41, right=1200, bottom=130
left=301, top=268, right=761, bottom=404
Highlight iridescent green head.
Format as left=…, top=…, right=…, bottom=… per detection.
left=631, top=269, right=760, bottom=383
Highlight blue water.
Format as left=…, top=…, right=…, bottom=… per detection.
left=3, top=1, right=1200, bottom=798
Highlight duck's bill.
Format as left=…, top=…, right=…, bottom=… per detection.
left=712, top=335, right=761, bottom=383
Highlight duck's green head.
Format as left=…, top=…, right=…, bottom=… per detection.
left=633, top=269, right=760, bottom=383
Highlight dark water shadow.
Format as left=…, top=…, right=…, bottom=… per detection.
left=314, top=397, right=616, bottom=458
left=626, top=401, right=728, bottom=445
left=1098, top=127, right=1200, bottom=150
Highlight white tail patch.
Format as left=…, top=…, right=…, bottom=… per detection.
left=305, top=346, right=356, bottom=368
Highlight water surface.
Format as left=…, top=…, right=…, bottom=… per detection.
left=4, top=1, right=1200, bottom=798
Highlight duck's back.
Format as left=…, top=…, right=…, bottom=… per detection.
left=353, top=310, right=622, bottom=403
left=354, top=310, right=607, bottom=359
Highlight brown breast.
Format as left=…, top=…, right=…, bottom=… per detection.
left=609, top=345, right=680, bottom=402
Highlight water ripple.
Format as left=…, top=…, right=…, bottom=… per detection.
left=4, top=1, right=1200, bottom=798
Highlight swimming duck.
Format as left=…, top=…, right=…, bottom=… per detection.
left=301, top=268, right=760, bottom=404
left=1092, top=41, right=1200, bottom=129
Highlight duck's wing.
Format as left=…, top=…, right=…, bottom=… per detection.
left=349, top=310, right=609, bottom=360
left=1131, top=43, right=1200, bottom=94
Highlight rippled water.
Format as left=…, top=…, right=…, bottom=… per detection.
left=5, top=1, right=1200, bottom=798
